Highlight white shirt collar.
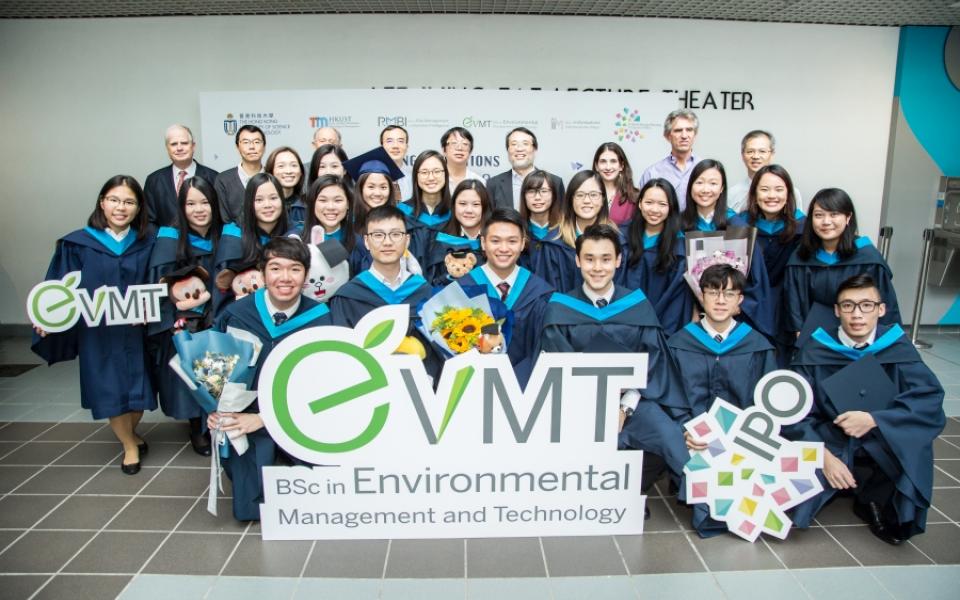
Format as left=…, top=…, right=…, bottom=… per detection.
left=701, top=318, right=736, bottom=342
left=237, top=164, right=262, bottom=188
left=264, top=293, right=300, bottom=319
left=105, top=227, right=131, bottom=242
left=582, top=283, right=614, bottom=306
left=171, top=161, right=197, bottom=181
left=481, top=263, right=519, bottom=289
left=838, top=326, right=877, bottom=349
left=370, top=263, right=411, bottom=291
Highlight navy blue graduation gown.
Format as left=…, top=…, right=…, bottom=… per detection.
left=32, top=227, right=157, bottom=420
left=533, top=230, right=629, bottom=294
left=424, top=232, right=484, bottom=287
left=622, top=232, right=694, bottom=336
left=458, top=266, right=554, bottom=387
left=787, top=324, right=945, bottom=536
left=329, top=270, right=441, bottom=378
left=397, top=201, right=447, bottom=266
left=731, top=210, right=806, bottom=364
left=146, top=227, right=216, bottom=420
left=213, top=290, right=332, bottom=521
left=286, top=195, right=306, bottom=233
left=784, top=237, right=901, bottom=333
left=668, top=320, right=777, bottom=536
left=541, top=286, right=691, bottom=476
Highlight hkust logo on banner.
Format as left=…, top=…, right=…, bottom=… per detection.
left=27, top=271, right=167, bottom=331
left=256, top=305, right=649, bottom=541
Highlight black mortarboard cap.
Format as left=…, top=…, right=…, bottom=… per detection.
left=343, top=147, right=405, bottom=182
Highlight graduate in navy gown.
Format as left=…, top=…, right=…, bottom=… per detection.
left=456, top=208, right=554, bottom=387
left=397, top=150, right=452, bottom=251
left=668, top=264, right=776, bottom=536
left=266, top=146, right=306, bottom=233
left=518, top=169, right=562, bottom=278
left=624, top=178, right=694, bottom=335
left=329, top=205, right=440, bottom=377
left=212, top=173, right=289, bottom=317
left=211, top=238, right=333, bottom=521
left=296, top=175, right=356, bottom=253
left=33, top=175, right=156, bottom=475
left=342, top=147, right=419, bottom=276
left=729, top=164, right=805, bottom=364
left=787, top=274, right=944, bottom=544
left=680, top=159, right=775, bottom=341
left=784, top=188, right=901, bottom=334
left=541, top=224, right=690, bottom=492
left=537, top=170, right=623, bottom=293
left=425, top=179, right=491, bottom=286
left=147, top=176, right=222, bottom=455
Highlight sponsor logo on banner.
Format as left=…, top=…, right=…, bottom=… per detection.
left=570, top=161, right=584, bottom=171
left=462, top=116, right=492, bottom=128
left=256, top=305, right=648, bottom=540
left=612, top=107, right=661, bottom=142
left=682, top=371, right=824, bottom=542
left=551, top=118, right=601, bottom=131
left=224, top=111, right=292, bottom=137
left=308, top=115, right=360, bottom=129
left=27, top=271, right=166, bottom=332
left=223, top=114, right=238, bottom=136
left=377, top=115, right=408, bottom=127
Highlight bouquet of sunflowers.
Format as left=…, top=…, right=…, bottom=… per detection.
left=430, top=306, right=497, bottom=354
left=418, top=282, right=511, bottom=358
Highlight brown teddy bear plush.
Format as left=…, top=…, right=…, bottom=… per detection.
left=476, top=322, right=504, bottom=354
left=444, top=250, right=477, bottom=279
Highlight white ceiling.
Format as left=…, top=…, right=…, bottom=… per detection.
left=2, top=0, right=959, bottom=26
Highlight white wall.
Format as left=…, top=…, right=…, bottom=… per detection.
left=0, top=15, right=899, bottom=324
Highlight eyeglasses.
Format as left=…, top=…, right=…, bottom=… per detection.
left=445, top=141, right=471, bottom=150
left=103, top=196, right=138, bottom=207
left=744, top=149, right=772, bottom=157
left=508, top=141, right=533, bottom=149
left=574, top=191, right=603, bottom=201
left=417, top=169, right=445, bottom=178
left=525, top=187, right=552, bottom=197
left=239, top=139, right=264, bottom=148
left=837, top=300, right=880, bottom=313
left=366, top=231, right=407, bottom=244
left=703, top=289, right=741, bottom=301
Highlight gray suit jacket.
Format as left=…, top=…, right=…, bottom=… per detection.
left=487, top=169, right=565, bottom=212
left=214, top=167, right=247, bottom=224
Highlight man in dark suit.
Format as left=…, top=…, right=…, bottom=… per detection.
left=215, top=124, right=266, bottom=224
left=143, top=125, right=219, bottom=227
left=487, top=127, right=564, bottom=211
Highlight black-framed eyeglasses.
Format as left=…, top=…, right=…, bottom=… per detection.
left=837, top=300, right=880, bottom=313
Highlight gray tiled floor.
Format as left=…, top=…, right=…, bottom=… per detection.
left=2, top=334, right=960, bottom=598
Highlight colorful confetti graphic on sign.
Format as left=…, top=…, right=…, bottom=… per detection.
left=683, top=371, right=825, bottom=542
left=613, top=107, right=644, bottom=142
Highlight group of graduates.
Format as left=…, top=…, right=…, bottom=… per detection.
left=30, top=113, right=945, bottom=546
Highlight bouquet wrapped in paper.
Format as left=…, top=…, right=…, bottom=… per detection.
left=169, top=329, right=260, bottom=515
left=683, top=227, right=755, bottom=304
left=417, top=281, right=513, bottom=358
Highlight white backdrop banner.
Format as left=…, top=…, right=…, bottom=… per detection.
left=199, top=89, right=678, bottom=183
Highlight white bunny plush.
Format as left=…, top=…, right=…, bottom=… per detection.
left=302, top=226, right=351, bottom=302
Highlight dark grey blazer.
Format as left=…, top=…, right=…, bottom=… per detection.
left=487, top=169, right=565, bottom=212
left=214, top=167, right=247, bottom=225
left=144, top=162, right=219, bottom=227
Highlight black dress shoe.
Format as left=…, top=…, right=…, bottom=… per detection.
left=190, top=432, right=212, bottom=456
left=853, top=501, right=903, bottom=545
left=137, top=441, right=148, bottom=456
left=189, top=417, right=212, bottom=456
left=121, top=460, right=141, bottom=475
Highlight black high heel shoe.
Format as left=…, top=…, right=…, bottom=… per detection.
left=121, top=446, right=141, bottom=475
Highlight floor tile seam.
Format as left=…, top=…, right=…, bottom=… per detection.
left=462, top=538, right=468, bottom=580
left=934, top=463, right=960, bottom=486
left=656, top=489, right=713, bottom=574
left=207, top=521, right=255, bottom=600
left=905, top=538, right=938, bottom=565
left=759, top=537, right=816, bottom=600
left=919, top=348, right=960, bottom=368
left=608, top=536, right=642, bottom=599
left=286, top=540, right=317, bottom=600
left=27, top=528, right=247, bottom=535
left=6, top=434, right=112, bottom=498
left=0, top=422, right=70, bottom=478
left=939, top=436, right=960, bottom=452
left=114, top=493, right=206, bottom=600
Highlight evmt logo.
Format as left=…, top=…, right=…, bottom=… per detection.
left=463, top=116, right=492, bottom=128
